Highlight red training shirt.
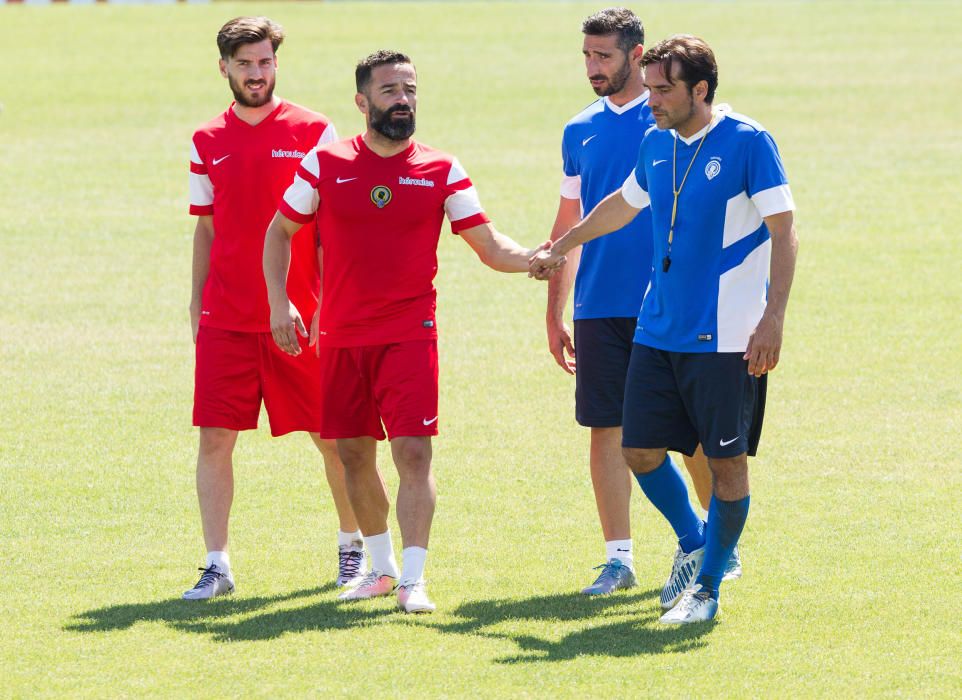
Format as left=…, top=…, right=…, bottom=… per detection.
left=189, top=100, right=337, bottom=332
left=279, top=135, right=489, bottom=347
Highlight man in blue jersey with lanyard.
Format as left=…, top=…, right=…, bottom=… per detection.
left=532, top=34, right=798, bottom=623
left=547, top=8, right=722, bottom=596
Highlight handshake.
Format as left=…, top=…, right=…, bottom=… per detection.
left=528, top=240, right=567, bottom=280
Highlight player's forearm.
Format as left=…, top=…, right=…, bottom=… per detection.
left=554, top=190, right=638, bottom=257
left=263, top=217, right=294, bottom=307
left=190, top=217, right=214, bottom=308
left=764, top=214, right=799, bottom=321
left=546, top=198, right=582, bottom=323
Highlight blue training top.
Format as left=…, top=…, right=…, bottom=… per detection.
left=561, top=93, right=655, bottom=320
left=621, top=110, right=795, bottom=353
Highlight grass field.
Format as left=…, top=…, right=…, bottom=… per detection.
left=1, top=1, right=961, bottom=697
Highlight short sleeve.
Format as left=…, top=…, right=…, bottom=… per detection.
left=279, top=150, right=321, bottom=224
left=747, top=131, right=794, bottom=217
left=620, top=168, right=650, bottom=210
left=188, top=138, right=214, bottom=216
left=443, top=157, right=489, bottom=233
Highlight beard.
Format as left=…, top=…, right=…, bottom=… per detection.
left=589, top=56, right=632, bottom=97
left=369, top=103, right=416, bottom=141
left=228, top=73, right=275, bottom=108
left=657, top=94, right=696, bottom=131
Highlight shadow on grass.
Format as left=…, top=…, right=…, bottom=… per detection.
left=66, top=585, right=713, bottom=656
left=419, top=589, right=713, bottom=661
left=64, top=584, right=362, bottom=638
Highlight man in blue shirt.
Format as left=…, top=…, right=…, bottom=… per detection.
left=533, top=34, right=798, bottom=623
left=547, top=8, right=717, bottom=596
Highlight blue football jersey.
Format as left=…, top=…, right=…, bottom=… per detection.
left=621, top=111, right=795, bottom=352
left=561, top=94, right=654, bottom=320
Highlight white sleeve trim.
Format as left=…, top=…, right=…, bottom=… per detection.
left=190, top=141, right=203, bottom=166
left=283, top=173, right=320, bottom=217
left=189, top=172, right=214, bottom=207
left=620, top=170, right=650, bottom=210
left=317, top=122, right=338, bottom=146
left=752, top=184, right=795, bottom=218
left=560, top=174, right=581, bottom=200
left=447, top=158, right=469, bottom=186
left=444, top=186, right=484, bottom=222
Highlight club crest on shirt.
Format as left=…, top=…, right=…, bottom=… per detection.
left=371, top=185, right=392, bottom=208
left=705, top=157, right=722, bottom=181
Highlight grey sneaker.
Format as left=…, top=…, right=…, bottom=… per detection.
left=337, top=543, right=366, bottom=587
left=723, top=545, right=742, bottom=582
left=660, top=545, right=705, bottom=610
left=581, top=559, right=638, bottom=596
left=182, top=564, right=234, bottom=600
left=659, top=584, right=719, bottom=624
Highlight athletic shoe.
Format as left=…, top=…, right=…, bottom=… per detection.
left=581, top=559, right=638, bottom=596
left=337, top=570, right=396, bottom=600
left=723, top=545, right=743, bottom=582
left=396, top=579, right=436, bottom=614
left=660, top=545, right=705, bottom=610
left=182, top=564, right=234, bottom=601
left=659, top=584, right=719, bottom=624
left=336, top=544, right=366, bottom=587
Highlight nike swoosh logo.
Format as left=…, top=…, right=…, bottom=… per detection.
left=336, top=177, right=357, bottom=184
left=212, top=155, right=231, bottom=165
left=422, top=416, right=438, bottom=426
left=582, top=134, right=597, bottom=146
left=652, top=159, right=667, bottom=166
left=719, top=436, right=740, bottom=446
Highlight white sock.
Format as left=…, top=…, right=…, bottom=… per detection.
left=364, top=531, right=400, bottom=578
left=606, top=539, right=633, bottom=570
left=338, top=529, right=363, bottom=548
left=206, top=550, right=231, bottom=573
left=400, top=546, right=428, bottom=586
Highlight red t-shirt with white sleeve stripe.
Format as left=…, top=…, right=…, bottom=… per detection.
left=189, top=100, right=337, bottom=332
left=279, top=135, right=489, bottom=347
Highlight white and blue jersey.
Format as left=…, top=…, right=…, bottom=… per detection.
left=561, top=93, right=655, bottom=320
left=621, top=109, right=795, bottom=353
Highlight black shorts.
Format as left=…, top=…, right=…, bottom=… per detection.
left=622, top=344, right=767, bottom=458
left=574, top=317, right=637, bottom=427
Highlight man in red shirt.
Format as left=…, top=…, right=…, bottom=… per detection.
left=263, top=50, right=559, bottom=613
left=185, top=16, right=381, bottom=600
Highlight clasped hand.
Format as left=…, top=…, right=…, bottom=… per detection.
left=528, top=241, right=566, bottom=280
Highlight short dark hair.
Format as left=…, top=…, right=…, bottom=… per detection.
left=216, top=16, right=284, bottom=60
left=641, top=34, right=718, bottom=103
left=355, top=50, right=414, bottom=93
left=582, top=7, right=644, bottom=54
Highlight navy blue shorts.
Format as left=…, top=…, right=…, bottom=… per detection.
left=622, top=344, right=767, bottom=458
left=574, top=318, right=637, bottom=427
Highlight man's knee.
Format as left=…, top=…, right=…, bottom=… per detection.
left=199, top=427, right=236, bottom=458
left=392, top=437, right=432, bottom=478
left=708, top=455, right=749, bottom=499
left=337, top=439, right=374, bottom=470
left=622, top=447, right=667, bottom=474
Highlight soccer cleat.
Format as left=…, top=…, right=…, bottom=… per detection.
left=581, top=559, right=638, bottom=595
left=660, top=544, right=705, bottom=610
left=336, top=544, right=367, bottom=587
left=182, top=564, right=234, bottom=600
left=723, top=545, right=743, bottom=582
left=396, top=579, right=436, bottom=613
left=337, top=570, right=396, bottom=600
left=659, top=584, right=719, bottom=624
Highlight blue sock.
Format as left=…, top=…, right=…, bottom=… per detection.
left=696, top=494, right=750, bottom=599
left=634, top=455, right=706, bottom=553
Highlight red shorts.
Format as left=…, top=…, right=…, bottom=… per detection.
left=193, top=326, right=321, bottom=436
left=317, top=339, right=439, bottom=440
